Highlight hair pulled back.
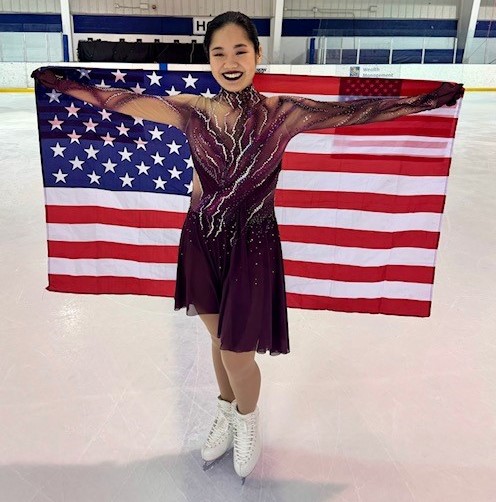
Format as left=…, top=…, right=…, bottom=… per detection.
left=203, top=11, right=260, bottom=60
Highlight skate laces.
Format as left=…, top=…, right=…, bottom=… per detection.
left=205, top=406, right=231, bottom=447
left=234, top=412, right=257, bottom=464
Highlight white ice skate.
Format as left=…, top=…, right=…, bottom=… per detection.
left=201, top=395, right=236, bottom=471
left=232, top=403, right=262, bottom=485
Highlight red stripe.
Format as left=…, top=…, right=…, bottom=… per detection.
left=279, top=225, right=440, bottom=249
left=47, top=274, right=175, bottom=296
left=46, top=205, right=187, bottom=228
left=46, top=275, right=431, bottom=317
left=309, top=115, right=457, bottom=138
left=284, top=260, right=434, bottom=284
left=48, top=240, right=179, bottom=262
left=400, top=79, right=442, bottom=95
left=286, top=293, right=431, bottom=317
left=282, top=152, right=451, bottom=176
left=256, top=74, right=442, bottom=98
left=47, top=226, right=440, bottom=255
left=275, top=189, right=446, bottom=214
left=255, top=73, right=341, bottom=94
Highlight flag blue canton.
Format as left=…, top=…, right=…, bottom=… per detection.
left=36, top=68, right=221, bottom=196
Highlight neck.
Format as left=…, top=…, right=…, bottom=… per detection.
left=218, top=83, right=261, bottom=108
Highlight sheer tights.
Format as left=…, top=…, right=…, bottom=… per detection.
left=199, top=313, right=261, bottom=415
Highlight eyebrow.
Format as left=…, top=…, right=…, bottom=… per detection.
left=211, top=43, right=249, bottom=51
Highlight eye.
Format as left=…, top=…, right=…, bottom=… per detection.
left=212, top=53, right=223, bottom=58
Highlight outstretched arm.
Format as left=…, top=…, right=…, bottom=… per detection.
left=32, top=68, right=198, bottom=131
left=281, top=81, right=464, bottom=138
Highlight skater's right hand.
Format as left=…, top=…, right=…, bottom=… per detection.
left=31, top=68, right=66, bottom=90
left=433, top=82, right=465, bottom=107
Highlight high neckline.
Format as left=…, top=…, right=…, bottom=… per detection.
left=217, top=84, right=262, bottom=108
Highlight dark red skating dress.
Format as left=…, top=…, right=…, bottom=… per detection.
left=172, top=84, right=438, bottom=355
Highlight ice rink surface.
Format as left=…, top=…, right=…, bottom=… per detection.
left=1, top=90, right=495, bottom=501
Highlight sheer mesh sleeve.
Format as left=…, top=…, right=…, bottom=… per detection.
left=54, top=77, right=197, bottom=132
left=280, top=92, right=438, bottom=138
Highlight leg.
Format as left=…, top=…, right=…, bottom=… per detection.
left=199, top=313, right=235, bottom=403
left=221, top=350, right=261, bottom=415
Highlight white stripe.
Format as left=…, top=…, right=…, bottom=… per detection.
left=285, top=275, right=432, bottom=301
left=281, top=241, right=436, bottom=267
left=47, top=223, right=181, bottom=245
left=286, top=133, right=452, bottom=157
left=277, top=170, right=448, bottom=196
left=45, top=187, right=190, bottom=212
left=275, top=206, right=443, bottom=232
left=48, top=257, right=178, bottom=280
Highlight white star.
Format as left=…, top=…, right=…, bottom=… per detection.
left=116, top=122, right=130, bottom=136
left=168, top=166, right=183, bottom=180
left=69, top=156, right=85, bottom=170
left=149, top=126, right=164, bottom=140
left=166, top=140, right=182, bottom=155
left=98, top=109, right=112, bottom=121
left=46, top=90, right=62, bottom=103
left=147, top=71, right=162, bottom=86
left=83, top=118, right=98, bottom=132
left=65, top=102, right=81, bottom=117
left=201, top=88, right=216, bottom=99
left=118, top=147, right=133, bottom=161
left=95, top=79, right=111, bottom=88
left=102, top=158, right=117, bottom=173
left=100, top=132, right=116, bottom=146
left=87, top=171, right=101, bottom=185
left=131, top=83, right=145, bottom=94
left=153, top=176, right=167, bottom=190
left=77, top=68, right=91, bottom=79
left=133, top=116, right=144, bottom=126
left=50, top=142, right=66, bottom=157
left=135, top=161, right=151, bottom=175
left=184, top=181, right=193, bottom=194
left=67, top=130, right=82, bottom=144
left=48, top=115, right=64, bottom=130
left=184, top=156, right=194, bottom=169
left=119, top=172, right=134, bottom=187
left=151, top=152, right=165, bottom=165
left=134, top=137, right=148, bottom=150
left=182, top=73, right=198, bottom=88
left=52, top=169, right=68, bottom=183
left=84, top=144, right=100, bottom=159
left=165, top=86, right=181, bottom=96
left=111, top=69, right=127, bottom=82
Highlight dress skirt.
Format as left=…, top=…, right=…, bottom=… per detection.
left=174, top=205, right=290, bottom=356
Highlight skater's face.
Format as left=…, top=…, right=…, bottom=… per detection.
left=208, top=23, right=262, bottom=93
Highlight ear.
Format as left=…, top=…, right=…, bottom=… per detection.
left=257, top=48, right=263, bottom=63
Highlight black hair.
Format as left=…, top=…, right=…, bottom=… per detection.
left=203, top=11, right=260, bottom=61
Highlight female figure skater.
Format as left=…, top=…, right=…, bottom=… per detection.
left=32, top=11, right=464, bottom=484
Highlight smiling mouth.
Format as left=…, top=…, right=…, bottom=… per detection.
left=222, top=72, right=243, bottom=81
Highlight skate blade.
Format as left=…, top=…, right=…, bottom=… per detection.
left=202, top=449, right=231, bottom=471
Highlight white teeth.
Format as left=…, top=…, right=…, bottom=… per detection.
left=223, top=72, right=242, bottom=80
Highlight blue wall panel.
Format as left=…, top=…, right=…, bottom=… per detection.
left=73, top=15, right=271, bottom=36
left=0, top=13, right=61, bottom=32
left=475, top=21, right=496, bottom=38
left=282, top=19, right=458, bottom=37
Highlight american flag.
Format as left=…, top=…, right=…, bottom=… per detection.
left=34, top=67, right=461, bottom=317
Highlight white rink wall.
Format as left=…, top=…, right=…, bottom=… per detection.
left=1, top=62, right=496, bottom=89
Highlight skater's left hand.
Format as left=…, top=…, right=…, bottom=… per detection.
left=433, top=82, right=465, bottom=107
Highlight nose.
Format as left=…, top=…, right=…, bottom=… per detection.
left=223, top=57, right=238, bottom=69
